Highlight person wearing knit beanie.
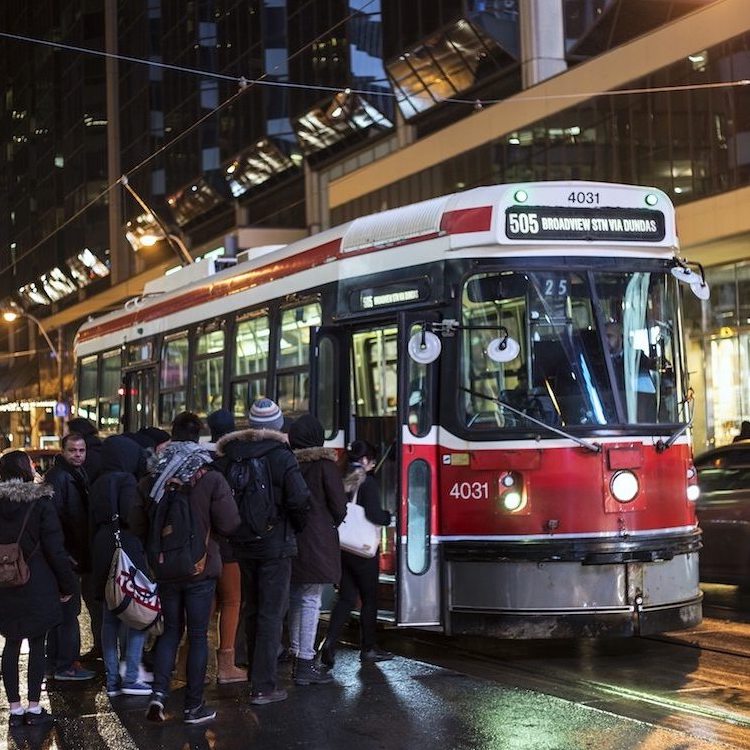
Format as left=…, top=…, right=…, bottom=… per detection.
left=248, top=398, right=284, bottom=432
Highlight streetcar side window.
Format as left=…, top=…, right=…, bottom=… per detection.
left=77, top=355, right=98, bottom=423
left=159, top=332, right=189, bottom=426
left=233, top=312, right=270, bottom=421
left=99, top=349, right=122, bottom=432
left=406, top=459, right=431, bottom=575
left=276, top=302, right=321, bottom=417
left=193, top=325, right=224, bottom=417
left=407, top=323, right=433, bottom=437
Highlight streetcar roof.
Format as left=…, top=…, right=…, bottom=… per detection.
left=75, top=181, right=679, bottom=356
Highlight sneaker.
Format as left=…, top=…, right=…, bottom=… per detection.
left=183, top=703, right=217, bottom=724
left=360, top=648, right=394, bottom=663
left=146, top=692, right=166, bottom=722
left=54, top=661, right=96, bottom=681
left=249, top=688, right=288, bottom=705
left=120, top=662, right=153, bottom=684
left=106, top=686, right=122, bottom=698
left=122, top=681, right=152, bottom=696
left=294, top=658, right=334, bottom=686
left=24, top=708, right=56, bottom=726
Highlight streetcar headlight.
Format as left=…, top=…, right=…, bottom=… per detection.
left=686, top=484, right=700, bottom=502
left=502, top=491, right=523, bottom=511
left=610, top=470, right=639, bottom=503
left=645, top=193, right=659, bottom=206
left=514, top=189, right=528, bottom=203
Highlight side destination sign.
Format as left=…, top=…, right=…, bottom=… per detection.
left=505, top=205, right=666, bottom=242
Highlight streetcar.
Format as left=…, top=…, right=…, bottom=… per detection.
left=75, top=181, right=707, bottom=638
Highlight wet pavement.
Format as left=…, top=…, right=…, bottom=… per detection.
left=2, top=641, right=747, bottom=750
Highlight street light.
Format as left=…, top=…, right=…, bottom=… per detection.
left=1, top=303, right=64, bottom=438
left=120, top=175, right=193, bottom=266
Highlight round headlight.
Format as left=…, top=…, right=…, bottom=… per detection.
left=686, top=485, right=700, bottom=502
left=610, top=470, right=639, bottom=503
left=502, top=491, right=523, bottom=511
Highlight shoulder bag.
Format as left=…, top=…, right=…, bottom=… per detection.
left=338, top=490, right=381, bottom=558
left=105, top=493, right=163, bottom=633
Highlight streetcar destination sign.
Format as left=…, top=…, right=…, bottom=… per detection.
left=504, top=206, right=666, bottom=242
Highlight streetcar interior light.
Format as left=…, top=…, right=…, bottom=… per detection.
left=645, top=193, right=658, bottom=206
left=514, top=189, right=528, bottom=203
left=686, top=485, right=700, bottom=502
left=610, top=470, right=639, bottom=503
left=502, top=491, right=523, bottom=511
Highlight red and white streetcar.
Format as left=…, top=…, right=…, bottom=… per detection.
left=76, top=181, right=706, bottom=637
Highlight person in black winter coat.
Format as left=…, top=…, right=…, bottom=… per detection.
left=67, top=417, right=103, bottom=483
left=214, top=398, right=310, bottom=705
left=89, top=435, right=153, bottom=697
left=45, top=433, right=97, bottom=679
left=320, top=440, right=393, bottom=667
left=0, top=451, right=77, bottom=727
left=287, top=414, right=348, bottom=686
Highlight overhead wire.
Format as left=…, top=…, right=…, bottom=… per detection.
left=0, top=0, right=379, bottom=276
left=1, top=2, right=749, bottom=277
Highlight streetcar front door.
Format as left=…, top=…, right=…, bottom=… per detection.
left=397, top=312, right=442, bottom=627
left=123, top=367, right=156, bottom=431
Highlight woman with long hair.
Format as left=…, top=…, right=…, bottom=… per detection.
left=0, top=450, right=76, bottom=727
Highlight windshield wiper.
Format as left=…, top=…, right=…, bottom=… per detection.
left=655, top=391, right=694, bottom=453
left=459, top=387, right=601, bottom=453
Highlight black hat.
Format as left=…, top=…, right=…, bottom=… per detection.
left=289, top=414, right=324, bottom=449
left=134, top=426, right=171, bottom=449
left=67, top=417, right=98, bottom=437
left=207, top=408, right=236, bottom=442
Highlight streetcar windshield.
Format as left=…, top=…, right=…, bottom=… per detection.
left=460, top=268, right=683, bottom=431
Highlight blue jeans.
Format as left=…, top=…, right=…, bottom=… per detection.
left=152, top=577, right=216, bottom=710
left=289, top=583, right=323, bottom=660
left=239, top=557, right=291, bottom=694
left=101, top=604, right=148, bottom=691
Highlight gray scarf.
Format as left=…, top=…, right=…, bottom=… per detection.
left=149, top=441, right=212, bottom=504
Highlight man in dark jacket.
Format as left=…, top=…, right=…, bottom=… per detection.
left=45, top=432, right=96, bottom=681
left=131, top=412, right=240, bottom=725
left=214, top=398, right=310, bottom=705
left=67, top=417, right=103, bottom=483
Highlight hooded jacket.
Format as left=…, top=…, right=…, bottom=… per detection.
left=215, top=427, right=311, bottom=560
left=89, top=435, right=150, bottom=598
left=290, top=446, right=348, bottom=584
left=0, top=480, right=77, bottom=640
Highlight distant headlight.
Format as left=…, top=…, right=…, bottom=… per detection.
left=611, top=470, right=639, bottom=503
left=686, top=485, right=700, bottom=502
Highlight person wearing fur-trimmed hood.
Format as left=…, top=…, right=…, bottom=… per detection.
left=0, top=451, right=77, bottom=727
left=287, top=414, right=348, bottom=686
left=213, top=398, right=310, bottom=705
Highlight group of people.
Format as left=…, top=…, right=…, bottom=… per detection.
left=0, top=399, right=393, bottom=728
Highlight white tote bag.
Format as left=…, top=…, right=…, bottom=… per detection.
left=338, top=494, right=381, bottom=558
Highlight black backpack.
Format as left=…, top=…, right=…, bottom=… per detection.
left=225, top=456, right=277, bottom=540
left=146, top=485, right=209, bottom=582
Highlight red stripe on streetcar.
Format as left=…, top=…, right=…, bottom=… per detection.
left=77, top=238, right=343, bottom=343
left=79, top=209, right=490, bottom=345
left=440, top=206, right=493, bottom=234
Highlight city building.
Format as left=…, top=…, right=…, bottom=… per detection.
left=0, top=0, right=747, bottom=449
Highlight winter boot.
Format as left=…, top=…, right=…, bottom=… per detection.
left=216, top=649, right=247, bottom=684
left=294, top=658, right=334, bottom=686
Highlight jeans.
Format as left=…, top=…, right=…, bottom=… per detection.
left=152, top=577, right=216, bottom=710
left=327, top=551, right=380, bottom=652
left=101, top=604, right=148, bottom=690
left=239, top=557, right=291, bottom=694
left=47, top=590, right=82, bottom=671
left=289, top=583, right=323, bottom=660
